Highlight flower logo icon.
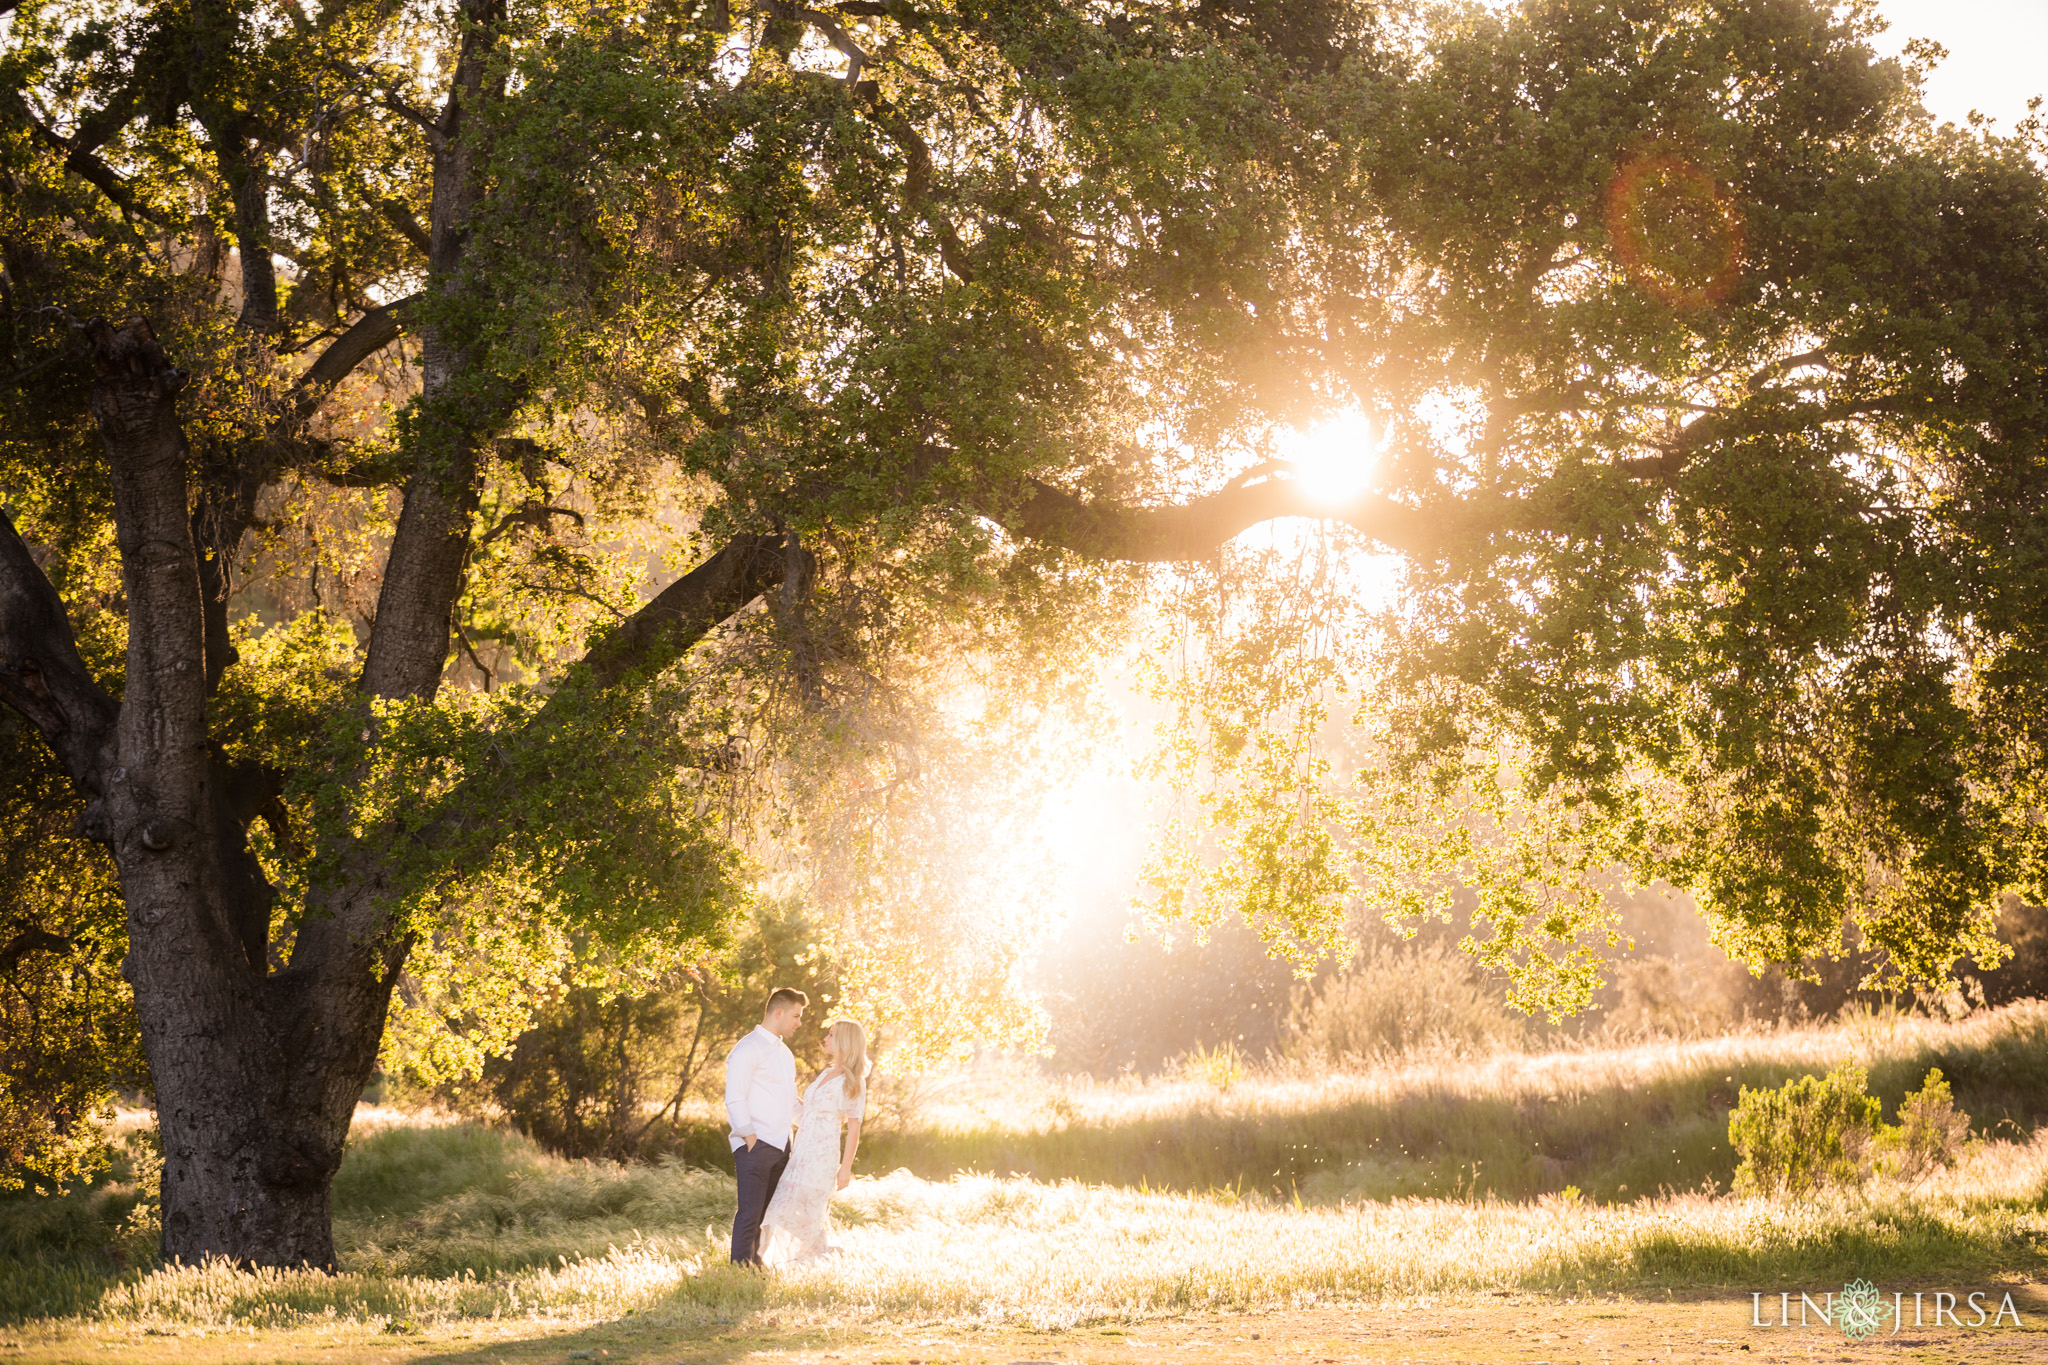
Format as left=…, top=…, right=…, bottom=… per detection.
left=1837, top=1279, right=1893, bottom=1340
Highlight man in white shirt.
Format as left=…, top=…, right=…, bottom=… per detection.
left=725, top=986, right=806, bottom=1265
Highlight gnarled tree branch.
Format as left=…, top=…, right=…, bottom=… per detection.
left=4, top=90, right=159, bottom=233
left=0, top=508, right=119, bottom=800
left=579, top=533, right=786, bottom=688
left=1000, top=473, right=1441, bottom=562
left=356, top=532, right=787, bottom=905
left=374, top=197, right=432, bottom=254
left=285, top=293, right=421, bottom=425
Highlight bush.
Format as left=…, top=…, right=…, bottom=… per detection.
left=1038, top=911, right=1299, bottom=1076
left=483, top=987, right=692, bottom=1161
left=1179, top=1040, right=1246, bottom=1090
left=1730, top=1064, right=1973, bottom=1195
left=1730, top=1062, right=1880, bottom=1195
left=1286, top=940, right=1524, bottom=1064
left=1867, top=1068, right=1974, bottom=1182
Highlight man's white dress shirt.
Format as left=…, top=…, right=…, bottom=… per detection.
left=725, top=1024, right=798, bottom=1152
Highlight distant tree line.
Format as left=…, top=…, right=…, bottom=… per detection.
left=1042, top=895, right=2048, bottom=1080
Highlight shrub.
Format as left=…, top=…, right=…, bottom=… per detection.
left=1730, top=1064, right=1975, bottom=1195
left=1978, top=896, right=2048, bottom=1006
left=1286, top=940, right=1524, bottom=1064
left=1868, top=1068, right=1974, bottom=1182
left=1730, top=1062, right=1880, bottom=1195
left=1039, top=912, right=1298, bottom=1076
left=483, top=986, right=692, bottom=1162
left=1598, top=956, right=1740, bottom=1039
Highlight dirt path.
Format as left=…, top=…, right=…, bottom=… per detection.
left=8, top=1291, right=2046, bottom=1365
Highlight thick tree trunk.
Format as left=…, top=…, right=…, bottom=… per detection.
left=141, top=902, right=401, bottom=1267
left=79, top=319, right=391, bottom=1268
left=142, top=981, right=351, bottom=1268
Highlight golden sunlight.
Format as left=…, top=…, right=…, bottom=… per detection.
left=1275, top=409, right=1385, bottom=506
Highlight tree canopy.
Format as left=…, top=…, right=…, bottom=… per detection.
left=1142, top=0, right=2048, bottom=1016
left=3, top=0, right=2047, bottom=1264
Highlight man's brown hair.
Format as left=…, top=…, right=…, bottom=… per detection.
left=766, top=987, right=809, bottom=1013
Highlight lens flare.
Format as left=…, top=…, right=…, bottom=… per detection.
left=1605, top=150, right=1743, bottom=310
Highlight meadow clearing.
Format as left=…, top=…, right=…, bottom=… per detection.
left=5, top=1003, right=2048, bottom=1362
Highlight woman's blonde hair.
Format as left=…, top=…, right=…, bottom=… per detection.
left=828, top=1019, right=868, bottom=1106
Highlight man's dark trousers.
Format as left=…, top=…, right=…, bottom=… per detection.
left=731, top=1138, right=789, bottom=1265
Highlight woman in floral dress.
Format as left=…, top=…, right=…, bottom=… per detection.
left=758, top=1019, right=867, bottom=1264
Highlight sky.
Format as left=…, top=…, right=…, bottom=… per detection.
left=1872, top=0, right=2048, bottom=131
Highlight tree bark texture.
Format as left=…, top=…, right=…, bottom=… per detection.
left=357, top=0, right=506, bottom=703
left=75, top=320, right=342, bottom=1265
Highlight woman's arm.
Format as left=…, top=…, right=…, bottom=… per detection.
left=836, top=1116, right=861, bottom=1190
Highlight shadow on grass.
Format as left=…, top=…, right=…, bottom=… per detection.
left=368, top=1268, right=2048, bottom=1365
left=406, top=1321, right=784, bottom=1365
left=397, top=1268, right=811, bottom=1365
left=12, top=1007, right=2048, bottom=1339
left=0, top=1250, right=146, bottom=1325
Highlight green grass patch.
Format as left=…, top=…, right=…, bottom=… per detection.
left=5, top=1003, right=2048, bottom=1333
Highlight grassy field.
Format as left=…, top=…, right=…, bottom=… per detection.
left=857, top=1000, right=2048, bottom=1202
left=5, top=1003, right=2048, bottom=1360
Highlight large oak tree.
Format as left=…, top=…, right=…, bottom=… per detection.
left=3, top=0, right=2046, bottom=1267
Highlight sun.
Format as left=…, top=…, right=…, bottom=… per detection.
left=1276, top=409, right=1383, bottom=505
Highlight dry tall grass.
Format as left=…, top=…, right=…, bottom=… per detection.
left=844, top=1000, right=2048, bottom=1203
left=49, top=1135, right=2048, bottom=1337
left=5, top=1003, right=2048, bottom=1338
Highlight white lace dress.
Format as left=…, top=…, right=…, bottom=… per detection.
left=758, top=1070, right=863, bottom=1265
